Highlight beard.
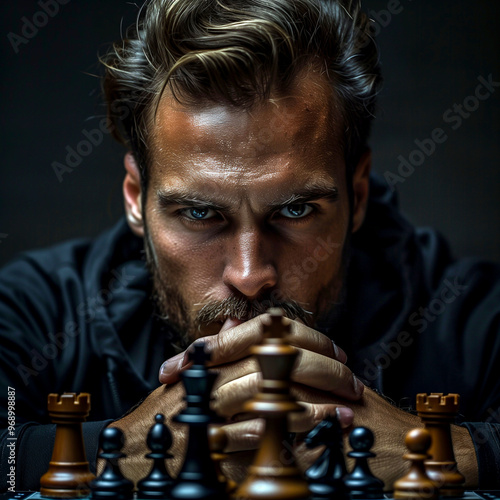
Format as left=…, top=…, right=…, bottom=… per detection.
left=143, top=224, right=350, bottom=351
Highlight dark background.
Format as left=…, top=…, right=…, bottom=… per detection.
left=0, top=0, right=499, bottom=266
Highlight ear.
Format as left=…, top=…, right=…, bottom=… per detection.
left=123, top=152, right=144, bottom=237
left=351, top=149, right=371, bottom=233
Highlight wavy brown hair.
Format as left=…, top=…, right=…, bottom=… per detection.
left=101, top=0, right=382, bottom=189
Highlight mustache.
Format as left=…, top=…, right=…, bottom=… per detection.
left=195, top=295, right=313, bottom=327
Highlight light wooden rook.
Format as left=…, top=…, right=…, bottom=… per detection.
left=416, top=393, right=465, bottom=496
left=40, top=393, right=95, bottom=498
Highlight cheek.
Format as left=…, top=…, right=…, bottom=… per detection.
left=278, top=231, right=346, bottom=298
left=148, top=220, right=225, bottom=292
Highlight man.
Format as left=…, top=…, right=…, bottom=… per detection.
left=1, top=0, right=499, bottom=492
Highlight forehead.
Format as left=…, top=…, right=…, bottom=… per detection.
left=148, top=70, right=345, bottom=192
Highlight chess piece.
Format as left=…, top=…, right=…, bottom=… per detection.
left=416, top=393, right=465, bottom=496
left=137, top=414, right=175, bottom=499
left=208, top=426, right=238, bottom=495
left=90, top=427, right=134, bottom=500
left=393, top=428, right=439, bottom=500
left=169, top=342, right=228, bottom=500
left=235, top=308, right=310, bottom=500
left=343, top=427, right=384, bottom=499
left=305, top=416, right=349, bottom=500
left=40, top=393, right=95, bottom=498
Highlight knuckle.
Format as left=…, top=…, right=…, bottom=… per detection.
left=242, top=371, right=260, bottom=394
left=328, top=359, right=349, bottom=382
left=313, top=331, right=330, bottom=356
left=214, top=332, right=226, bottom=360
left=294, top=348, right=304, bottom=368
left=309, top=403, right=320, bottom=425
left=191, top=336, right=215, bottom=361
left=213, top=329, right=237, bottom=362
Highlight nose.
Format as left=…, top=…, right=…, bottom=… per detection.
left=222, top=229, right=278, bottom=300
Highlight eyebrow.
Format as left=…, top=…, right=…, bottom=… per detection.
left=157, top=191, right=230, bottom=212
left=156, top=183, right=339, bottom=212
left=276, top=186, right=339, bottom=207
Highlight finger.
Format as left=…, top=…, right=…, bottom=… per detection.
left=288, top=329, right=347, bottom=364
left=212, top=372, right=261, bottom=417
left=159, top=351, right=187, bottom=385
left=219, top=317, right=245, bottom=333
left=221, top=418, right=264, bottom=453
left=211, top=357, right=261, bottom=388
left=288, top=403, right=354, bottom=432
left=176, top=347, right=360, bottom=415
left=286, top=319, right=347, bottom=363
left=212, top=365, right=359, bottom=422
left=158, top=316, right=267, bottom=385
left=219, top=405, right=353, bottom=453
left=202, top=314, right=347, bottom=366
left=159, top=314, right=347, bottom=384
left=203, top=315, right=272, bottom=365
left=292, top=349, right=364, bottom=401
left=285, top=317, right=346, bottom=363
left=212, top=371, right=336, bottom=419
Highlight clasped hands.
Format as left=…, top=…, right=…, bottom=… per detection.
left=156, top=314, right=414, bottom=484
left=159, top=314, right=360, bottom=443
left=112, top=313, right=475, bottom=487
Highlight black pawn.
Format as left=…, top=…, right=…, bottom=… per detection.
left=169, top=342, right=228, bottom=500
left=305, top=416, right=350, bottom=500
left=137, top=414, right=174, bottom=499
left=343, top=427, right=384, bottom=499
left=90, top=427, right=134, bottom=500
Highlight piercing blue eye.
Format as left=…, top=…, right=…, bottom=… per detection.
left=279, top=204, right=313, bottom=218
left=184, top=207, right=217, bottom=220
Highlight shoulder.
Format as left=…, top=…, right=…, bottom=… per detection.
left=0, top=219, right=145, bottom=335
left=0, top=218, right=139, bottom=292
left=0, top=220, right=149, bottom=405
left=349, top=175, right=500, bottom=417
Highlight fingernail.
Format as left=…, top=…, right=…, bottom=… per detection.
left=337, top=346, right=347, bottom=363
left=353, top=375, right=364, bottom=396
left=336, top=407, right=354, bottom=428
left=159, top=352, right=184, bottom=378
left=331, top=339, right=347, bottom=363
left=332, top=340, right=340, bottom=358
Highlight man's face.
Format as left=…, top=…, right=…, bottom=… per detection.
left=129, top=73, right=368, bottom=345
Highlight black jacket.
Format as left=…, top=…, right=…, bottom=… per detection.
left=1, top=175, right=499, bottom=490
